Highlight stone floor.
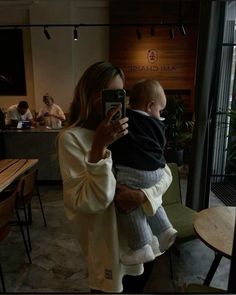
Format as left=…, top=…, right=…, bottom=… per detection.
left=0, top=180, right=231, bottom=293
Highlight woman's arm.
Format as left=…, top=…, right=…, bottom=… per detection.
left=114, top=164, right=172, bottom=215
left=115, top=184, right=147, bottom=213
left=50, top=113, right=65, bottom=120
left=142, top=164, right=172, bottom=215
left=36, top=109, right=44, bottom=121
left=50, top=106, right=66, bottom=121
left=59, top=107, right=129, bottom=217
left=58, top=130, right=117, bottom=216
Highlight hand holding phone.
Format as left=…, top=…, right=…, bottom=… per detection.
left=91, top=90, right=128, bottom=162
left=102, top=89, right=126, bottom=121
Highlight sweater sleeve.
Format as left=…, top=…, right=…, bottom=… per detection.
left=141, top=164, right=172, bottom=216
left=57, top=105, right=66, bottom=120
left=26, top=109, right=33, bottom=120
left=58, top=130, right=116, bottom=218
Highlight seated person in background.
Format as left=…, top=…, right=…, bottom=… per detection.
left=37, top=94, right=65, bottom=128
left=110, top=79, right=178, bottom=265
left=5, top=100, right=34, bottom=127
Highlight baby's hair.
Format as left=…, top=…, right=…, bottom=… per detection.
left=129, top=79, right=165, bottom=108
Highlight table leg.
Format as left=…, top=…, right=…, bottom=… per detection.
left=203, top=252, right=222, bottom=286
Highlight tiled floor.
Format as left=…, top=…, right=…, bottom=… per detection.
left=0, top=180, right=230, bottom=293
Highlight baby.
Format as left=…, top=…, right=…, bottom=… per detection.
left=110, top=79, right=177, bottom=265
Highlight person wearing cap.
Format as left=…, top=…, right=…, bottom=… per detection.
left=37, top=94, right=65, bottom=128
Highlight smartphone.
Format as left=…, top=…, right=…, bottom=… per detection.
left=102, top=89, right=126, bottom=120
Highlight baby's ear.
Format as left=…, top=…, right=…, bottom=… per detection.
left=147, top=101, right=154, bottom=112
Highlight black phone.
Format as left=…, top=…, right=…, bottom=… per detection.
left=102, top=89, right=126, bottom=120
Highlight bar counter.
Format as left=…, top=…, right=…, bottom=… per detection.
left=1, top=127, right=62, bottom=181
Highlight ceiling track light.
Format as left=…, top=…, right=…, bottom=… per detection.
left=178, top=1, right=187, bottom=37
left=169, top=28, right=175, bottom=40
left=44, top=26, right=51, bottom=40
left=150, top=25, right=155, bottom=37
left=136, top=27, right=142, bottom=40
left=179, top=24, right=187, bottom=36
left=73, top=26, right=78, bottom=41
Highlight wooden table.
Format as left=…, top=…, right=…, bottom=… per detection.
left=0, top=159, right=39, bottom=192
left=194, top=206, right=236, bottom=286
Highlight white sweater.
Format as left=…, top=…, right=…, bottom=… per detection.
left=58, top=126, right=172, bottom=292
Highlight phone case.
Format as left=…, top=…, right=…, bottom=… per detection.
left=102, top=89, right=126, bottom=120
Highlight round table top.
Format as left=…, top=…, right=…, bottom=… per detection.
left=194, top=206, right=236, bottom=258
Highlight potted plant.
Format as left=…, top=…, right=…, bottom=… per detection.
left=163, top=95, right=194, bottom=166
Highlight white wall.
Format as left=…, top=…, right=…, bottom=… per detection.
left=71, top=1, right=109, bottom=85
left=29, top=1, right=74, bottom=112
left=30, top=0, right=109, bottom=112
left=0, top=0, right=109, bottom=113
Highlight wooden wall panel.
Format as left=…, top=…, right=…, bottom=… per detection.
left=109, top=1, right=200, bottom=111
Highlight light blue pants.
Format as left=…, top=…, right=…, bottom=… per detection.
left=116, top=165, right=172, bottom=250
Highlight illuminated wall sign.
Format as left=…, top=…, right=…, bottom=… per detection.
left=127, top=49, right=176, bottom=72
left=147, top=49, right=158, bottom=63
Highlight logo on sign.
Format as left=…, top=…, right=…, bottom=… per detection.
left=147, top=49, right=158, bottom=64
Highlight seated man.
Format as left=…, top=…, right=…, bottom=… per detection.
left=5, top=101, right=34, bottom=127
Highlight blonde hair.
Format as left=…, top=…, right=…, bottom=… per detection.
left=129, top=79, right=165, bottom=109
left=66, top=61, right=125, bottom=128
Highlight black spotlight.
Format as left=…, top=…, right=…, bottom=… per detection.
left=180, top=24, right=187, bottom=36
left=74, top=27, right=78, bottom=41
left=44, top=26, right=51, bottom=40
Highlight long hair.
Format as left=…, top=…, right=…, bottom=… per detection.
left=66, top=61, right=125, bottom=128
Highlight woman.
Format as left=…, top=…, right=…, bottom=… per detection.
left=58, top=61, right=172, bottom=293
left=37, top=94, right=65, bottom=128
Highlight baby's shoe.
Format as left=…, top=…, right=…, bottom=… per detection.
left=150, top=235, right=162, bottom=257
left=158, top=227, right=178, bottom=252
left=121, top=244, right=155, bottom=265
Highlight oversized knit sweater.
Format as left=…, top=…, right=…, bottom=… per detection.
left=58, top=126, right=172, bottom=293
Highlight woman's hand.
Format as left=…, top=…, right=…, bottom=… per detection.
left=114, top=183, right=147, bottom=213
left=90, top=106, right=128, bottom=163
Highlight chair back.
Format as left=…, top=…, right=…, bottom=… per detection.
left=162, top=163, right=182, bottom=206
left=17, top=169, right=37, bottom=206
left=0, top=189, right=17, bottom=240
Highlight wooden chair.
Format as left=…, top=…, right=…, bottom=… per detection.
left=0, top=190, right=16, bottom=293
left=15, top=169, right=47, bottom=251
left=0, top=188, right=31, bottom=293
left=162, top=163, right=197, bottom=277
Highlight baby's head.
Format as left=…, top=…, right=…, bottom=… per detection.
left=129, top=79, right=166, bottom=119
